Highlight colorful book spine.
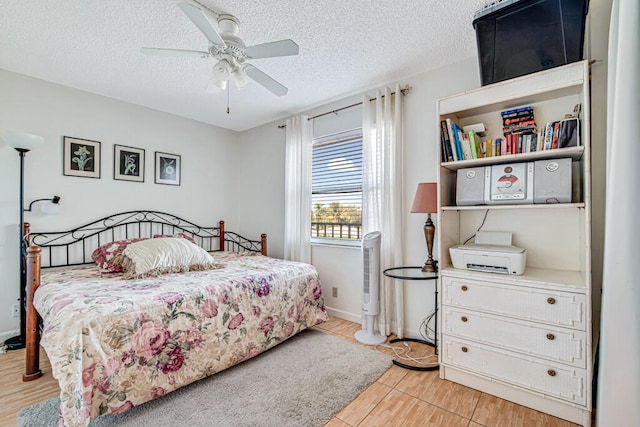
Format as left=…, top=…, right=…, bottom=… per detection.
left=543, top=122, right=555, bottom=150
left=467, top=131, right=478, bottom=158
left=445, top=118, right=458, bottom=161
left=440, top=120, right=453, bottom=162
left=459, top=131, right=470, bottom=160
left=551, top=121, right=561, bottom=149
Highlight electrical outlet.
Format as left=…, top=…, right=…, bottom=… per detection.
left=12, top=303, right=19, bottom=318
left=332, top=287, right=338, bottom=298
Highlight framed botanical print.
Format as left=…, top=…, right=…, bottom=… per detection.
left=154, top=151, right=181, bottom=186
left=114, top=144, right=145, bottom=182
left=63, top=136, right=101, bottom=178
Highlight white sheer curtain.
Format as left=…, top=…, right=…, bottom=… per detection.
left=597, top=1, right=640, bottom=425
left=362, top=84, right=404, bottom=338
left=283, top=115, right=313, bottom=263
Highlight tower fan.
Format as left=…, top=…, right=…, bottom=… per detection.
left=355, top=231, right=386, bottom=345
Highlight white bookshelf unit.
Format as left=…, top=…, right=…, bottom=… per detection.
left=436, top=60, right=594, bottom=426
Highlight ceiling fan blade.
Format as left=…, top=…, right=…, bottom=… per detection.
left=244, top=64, right=288, bottom=96
left=140, top=47, right=210, bottom=58
left=178, top=2, right=226, bottom=47
left=245, top=39, right=299, bottom=59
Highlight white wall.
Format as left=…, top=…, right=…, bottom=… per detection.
left=0, top=70, right=239, bottom=341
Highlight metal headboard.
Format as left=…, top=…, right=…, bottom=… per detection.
left=27, top=210, right=265, bottom=268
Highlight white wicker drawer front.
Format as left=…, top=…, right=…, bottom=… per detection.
left=442, top=276, right=586, bottom=330
left=442, top=307, right=586, bottom=368
left=441, top=335, right=587, bottom=405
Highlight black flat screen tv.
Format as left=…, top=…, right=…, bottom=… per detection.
left=473, top=0, right=589, bottom=86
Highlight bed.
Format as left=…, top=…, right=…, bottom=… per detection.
left=21, top=211, right=328, bottom=427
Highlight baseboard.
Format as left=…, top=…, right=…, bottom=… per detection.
left=0, top=329, right=19, bottom=345
left=325, top=307, right=361, bottom=324
left=325, top=308, right=428, bottom=340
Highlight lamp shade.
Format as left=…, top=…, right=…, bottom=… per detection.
left=411, top=182, right=437, bottom=214
left=207, top=60, right=231, bottom=92
left=0, top=129, right=44, bottom=151
left=232, top=66, right=251, bottom=89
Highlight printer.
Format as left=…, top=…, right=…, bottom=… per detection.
left=449, top=231, right=526, bottom=275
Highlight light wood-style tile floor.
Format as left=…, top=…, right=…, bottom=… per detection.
left=315, top=316, right=582, bottom=427
left=0, top=316, right=584, bottom=427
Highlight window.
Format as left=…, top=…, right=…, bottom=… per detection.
left=311, top=129, right=363, bottom=243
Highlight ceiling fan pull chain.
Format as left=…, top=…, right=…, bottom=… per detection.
left=227, top=86, right=230, bottom=114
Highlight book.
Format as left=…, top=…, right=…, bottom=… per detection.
left=467, top=131, right=478, bottom=158
left=543, top=122, right=556, bottom=150
left=551, top=121, right=561, bottom=149
left=461, top=132, right=473, bottom=160
left=453, top=125, right=465, bottom=160
left=501, top=105, right=533, bottom=117
left=537, top=130, right=544, bottom=151
left=503, top=120, right=537, bottom=134
left=445, top=118, right=458, bottom=161
left=440, top=120, right=453, bottom=162
left=503, top=115, right=536, bottom=126
left=471, top=131, right=485, bottom=158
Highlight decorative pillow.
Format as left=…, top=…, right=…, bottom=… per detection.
left=112, top=238, right=219, bottom=279
left=91, top=238, right=148, bottom=273
left=153, top=233, right=196, bottom=244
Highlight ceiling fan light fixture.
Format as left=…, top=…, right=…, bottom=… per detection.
left=208, top=60, right=231, bottom=91
left=232, top=66, right=251, bottom=89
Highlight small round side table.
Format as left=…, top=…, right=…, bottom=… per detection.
left=383, top=266, right=439, bottom=371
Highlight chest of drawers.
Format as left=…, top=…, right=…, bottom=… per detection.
left=439, top=270, right=593, bottom=426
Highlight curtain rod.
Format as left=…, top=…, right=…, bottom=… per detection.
left=278, top=85, right=412, bottom=129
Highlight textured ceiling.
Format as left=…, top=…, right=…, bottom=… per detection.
left=0, top=0, right=488, bottom=132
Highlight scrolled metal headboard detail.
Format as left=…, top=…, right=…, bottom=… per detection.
left=27, top=210, right=266, bottom=268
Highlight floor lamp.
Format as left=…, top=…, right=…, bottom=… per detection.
left=1, top=130, right=44, bottom=350
left=411, top=182, right=438, bottom=273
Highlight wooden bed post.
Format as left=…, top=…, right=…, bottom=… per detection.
left=261, top=234, right=267, bottom=256
left=23, top=245, right=42, bottom=381
left=218, top=220, right=225, bottom=251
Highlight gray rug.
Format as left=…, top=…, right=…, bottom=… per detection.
left=17, top=329, right=392, bottom=427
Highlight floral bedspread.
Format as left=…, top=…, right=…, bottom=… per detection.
left=34, top=252, right=328, bottom=427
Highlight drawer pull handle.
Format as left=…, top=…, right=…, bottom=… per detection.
left=546, top=333, right=555, bottom=340
left=547, top=369, right=556, bottom=377
left=461, top=316, right=468, bottom=322
left=461, top=285, right=468, bottom=291
left=547, top=297, right=556, bottom=305
left=461, top=346, right=468, bottom=353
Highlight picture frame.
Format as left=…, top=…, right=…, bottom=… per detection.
left=114, top=144, right=145, bottom=182
left=63, top=136, right=101, bottom=178
left=154, top=151, right=181, bottom=186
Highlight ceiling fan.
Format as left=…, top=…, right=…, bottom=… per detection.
left=141, top=2, right=299, bottom=96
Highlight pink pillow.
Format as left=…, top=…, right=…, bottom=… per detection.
left=153, top=233, right=196, bottom=244
left=91, top=238, right=148, bottom=273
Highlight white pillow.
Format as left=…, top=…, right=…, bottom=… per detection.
left=113, top=238, right=219, bottom=279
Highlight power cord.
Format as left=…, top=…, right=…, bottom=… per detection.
left=463, top=209, right=490, bottom=245
left=374, top=342, right=438, bottom=366
left=373, top=311, right=439, bottom=367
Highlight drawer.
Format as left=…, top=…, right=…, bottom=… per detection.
left=442, top=307, right=586, bottom=368
left=441, top=335, right=587, bottom=405
left=442, top=276, right=586, bottom=329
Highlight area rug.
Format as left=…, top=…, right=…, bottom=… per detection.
left=17, top=329, right=392, bottom=427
